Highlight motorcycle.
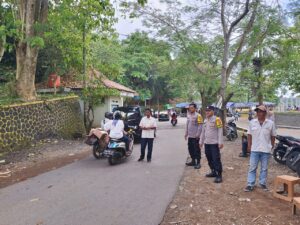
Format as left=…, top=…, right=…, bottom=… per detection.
left=285, top=145, right=300, bottom=171
left=171, top=117, right=177, bottom=126
left=273, top=135, right=300, bottom=164
left=226, top=118, right=238, bottom=141
left=103, top=129, right=135, bottom=165
left=85, top=128, right=109, bottom=159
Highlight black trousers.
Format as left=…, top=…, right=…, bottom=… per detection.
left=188, top=138, right=201, bottom=161
left=140, top=138, right=154, bottom=160
left=205, top=144, right=223, bottom=173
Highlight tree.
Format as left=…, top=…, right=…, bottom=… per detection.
left=1, top=0, right=48, bottom=101
left=130, top=0, right=223, bottom=111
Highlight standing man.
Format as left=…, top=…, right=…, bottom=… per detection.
left=185, top=103, right=203, bottom=169
left=244, top=105, right=276, bottom=192
left=138, top=108, right=157, bottom=162
left=199, top=106, right=224, bottom=183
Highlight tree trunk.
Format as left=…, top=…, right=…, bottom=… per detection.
left=200, top=91, right=207, bottom=118
left=0, top=35, right=5, bottom=62
left=14, top=0, right=48, bottom=101
left=15, top=42, right=38, bottom=101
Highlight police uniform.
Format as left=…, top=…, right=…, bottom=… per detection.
left=185, top=112, right=203, bottom=168
left=200, top=112, right=223, bottom=182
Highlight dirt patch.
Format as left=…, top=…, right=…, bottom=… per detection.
left=161, top=140, right=300, bottom=225
left=0, top=139, right=90, bottom=188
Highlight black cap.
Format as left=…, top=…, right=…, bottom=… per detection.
left=205, top=105, right=215, bottom=111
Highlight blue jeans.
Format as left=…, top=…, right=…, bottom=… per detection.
left=247, top=151, right=270, bottom=186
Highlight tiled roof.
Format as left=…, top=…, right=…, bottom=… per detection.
left=36, top=69, right=138, bottom=95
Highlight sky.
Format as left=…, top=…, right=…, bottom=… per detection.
left=114, top=0, right=291, bottom=38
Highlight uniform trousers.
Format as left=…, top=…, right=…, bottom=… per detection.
left=205, top=144, right=223, bottom=173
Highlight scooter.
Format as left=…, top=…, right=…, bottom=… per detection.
left=273, top=135, right=300, bottom=164
left=85, top=128, right=109, bottom=159
left=226, top=118, right=238, bottom=141
left=103, top=129, right=135, bottom=165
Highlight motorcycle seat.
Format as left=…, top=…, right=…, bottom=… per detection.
left=286, top=136, right=300, bottom=143
left=109, top=138, right=124, bottom=143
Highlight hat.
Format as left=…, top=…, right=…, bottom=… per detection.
left=205, top=105, right=215, bottom=111
left=255, top=105, right=267, bottom=112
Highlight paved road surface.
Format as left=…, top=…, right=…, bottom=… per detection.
left=0, top=119, right=187, bottom=225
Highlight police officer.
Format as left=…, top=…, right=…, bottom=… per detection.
left=185, top=103, right=203, bottom=169
left=199, top=106, right=224, bottom=183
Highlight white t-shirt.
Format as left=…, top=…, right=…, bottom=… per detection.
left=104, top=120, right=124, bottom=139
left=247, top=119, right=276, bottom=153
left=139, top=116, right=157, bottom=138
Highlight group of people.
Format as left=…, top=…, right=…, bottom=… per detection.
left=103, top=108, right=157, bottom=162
left=185, top=103, right=224, bottom=183
left=185, top=103, right=276, bottom=190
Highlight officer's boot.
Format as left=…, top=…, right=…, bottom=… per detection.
left=194, top=159, right=201, bottom=169
left=214, top=171, right=223, bottom=183
left=205, top=170, right=217, bottom=178
left=186, top=159, right=196, bottom=166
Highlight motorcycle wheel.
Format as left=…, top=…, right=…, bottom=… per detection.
left=286, top=151, right=300, bottom=171
left=108, top=156, right=118, bottom=165
left=273, top=146, right=287, bottom=164
left=93, top=144, right=104, bottom=159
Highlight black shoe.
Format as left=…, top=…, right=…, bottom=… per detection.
left=147, top=159, right=151, bottom=162
left=138, top=158, right=144, bottom=162
left=244, top=185, right=254, bottom=192
left=214, top=176, right=222, bottom=183
left=239, top=153, right=248, bottom=157
left=205, top=171, right=217, bottom=177
left=186, top=161, right=196, bottom=166
left=259, top=184, right=268, bottom=191
left=194, top=163, right=201, bottom=169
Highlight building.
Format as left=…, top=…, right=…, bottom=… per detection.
left=37, top=69, right=138, bottom=127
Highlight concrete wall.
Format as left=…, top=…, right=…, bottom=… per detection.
left=275, top=112, right=300, bottom=128
left=0, top=96, right=85, bottom=152
left=92, top=96, right=123, bottom=127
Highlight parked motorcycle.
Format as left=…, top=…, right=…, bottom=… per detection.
left=103, top=129, right=135, bottom=165
left=85, top=128, right=109, bottom=159
left=226, top=118, right=238, bottom=141
left=285, top=145, right=300, bottom=171
left=273, top=135, right=300, bottom=164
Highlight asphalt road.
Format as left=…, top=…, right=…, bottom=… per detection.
left=0, top=119, right=187, bottom=225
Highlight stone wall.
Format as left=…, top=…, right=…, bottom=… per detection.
left=0, top=96, right=85, bottom=151
left=275, top=112, right=300, bottom=128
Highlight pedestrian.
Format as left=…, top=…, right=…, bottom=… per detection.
left=138, top=108, right=157, bottom=162
left=199, top=106, right=224, bottom=183
left=184, top=103, right=203, bottom=169
left=248, top=109, right=254, bottom=121
left=244, top=105, right=276, bottom=192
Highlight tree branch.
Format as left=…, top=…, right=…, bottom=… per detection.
left=227, top=0, right=251, bottom=36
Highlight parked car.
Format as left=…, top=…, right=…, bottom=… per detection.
left=158, top=111, right=170, bottom=122
left=112, top=106, right=143, bottom=141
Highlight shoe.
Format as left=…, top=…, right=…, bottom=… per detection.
left=244, top=186, right=254, bottom=192
left=194, top=163, right=201, bottom=169
left=259, top=184, right=268, bottom=191
left=147, top=159, right=151, bottom=162
left=205, top=171, right=217, bottom=177
left=239, top=153, right=248, bottom=157
left=214, top=176, right=222, bottom=183
left=186, top=161, right=196, bottom=166
left=138, top=158, right=144, bottom=162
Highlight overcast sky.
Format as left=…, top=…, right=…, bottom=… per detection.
left=114, top=0, right=291, bottom=38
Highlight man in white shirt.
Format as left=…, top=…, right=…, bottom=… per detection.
left=244, top=105, right=276, bottom=192
left=138, top=108, right=157, bottom=162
